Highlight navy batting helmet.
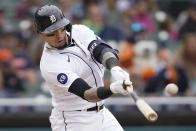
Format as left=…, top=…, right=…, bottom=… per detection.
left=34, top=5, right=71, bottom=34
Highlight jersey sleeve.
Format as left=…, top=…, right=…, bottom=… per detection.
left=43, top=69, right=79, bottom=88
left=72, top=25, right=97, bottom=47
left=40, top=57, right=79, bottom=89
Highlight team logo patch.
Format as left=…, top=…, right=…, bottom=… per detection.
left=50, top=15, right=56, bottom=23
left=57, top=73, right=68, bottom=84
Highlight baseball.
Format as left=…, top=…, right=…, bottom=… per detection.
left=165, top=83, right=178, bottom=95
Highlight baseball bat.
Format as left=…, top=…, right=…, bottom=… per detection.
left=126, top=87, right=158, bottom=122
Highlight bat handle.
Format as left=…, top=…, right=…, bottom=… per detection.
left=124, top=83, right=133, bottom=94
left=126, top=86, right=132, bottom=93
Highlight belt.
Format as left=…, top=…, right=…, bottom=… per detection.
left=76, top=105, right=104, bottom=112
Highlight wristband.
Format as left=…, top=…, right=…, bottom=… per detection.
left=97, top=86, right=113, bottom=99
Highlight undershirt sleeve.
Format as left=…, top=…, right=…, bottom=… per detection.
left=68, top=78, right=92, bottom=100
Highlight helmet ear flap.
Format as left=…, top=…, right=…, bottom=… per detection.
left=66, top=23, right=72, bottom=32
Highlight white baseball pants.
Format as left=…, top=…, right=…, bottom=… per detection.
left=49, top=107, right=124, bottom=131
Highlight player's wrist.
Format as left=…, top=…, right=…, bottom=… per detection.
left=97, top=86, right=113, bottom=99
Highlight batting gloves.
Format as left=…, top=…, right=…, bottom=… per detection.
left=110, top=80, right=133, bottom=95
left=110, top=66, right=130, bottom=82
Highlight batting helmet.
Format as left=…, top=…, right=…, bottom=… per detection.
left=34, top=5, right=71, bottom=34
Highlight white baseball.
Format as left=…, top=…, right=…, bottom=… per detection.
left=165, top=83, right=179, bottom=95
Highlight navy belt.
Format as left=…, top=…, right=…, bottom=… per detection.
left=77, top=105, right=104, bottom=112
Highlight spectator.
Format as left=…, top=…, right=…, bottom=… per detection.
left=0, top=33, right=42, bottom=97
left=119, top=42, right=135, bottom=69
left=127, top=23, right=149, bottom=43
left=119, top=40, right=158, bottom=93
left=56, top=0, right=85, bottom=22
left=144, top=46, right=189, bottom=95
left=0, top=7, right=13, bottom=34
left=175, top=33, right=196, bottom=95
left=57, top=0, right=75, bottom=20
left=0, top=48, right=24, bottom=97
left=159, top=15, right=178, bottom=41
left=179, top=1, right=196, bottom=38
left=156, top=15, right=179, bottom=49
left=104, top=0, right=120, bottom=26
left=117, top=0, right=137, bottom=40
left=15, top=0, right=42, bottom=20
left=134, top=0, right=156, bottom=32
left=18, top=6, right=39, bottom=45
left=82, top=4, right=123, bottom=42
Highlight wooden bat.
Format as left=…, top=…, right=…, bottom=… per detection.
left=126, top=87, right=158, bottom=122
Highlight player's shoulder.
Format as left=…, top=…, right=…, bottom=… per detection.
left=72, top=24, right=96, bottom=43
left=72, top=24, right=93, bottom=33
left=40, top=49, right=70, bottom=71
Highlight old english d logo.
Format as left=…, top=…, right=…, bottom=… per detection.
left=50, top=15, right=56, bottom=23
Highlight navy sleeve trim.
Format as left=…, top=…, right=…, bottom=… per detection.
left=93, top=44, right=119, bottom=63
left=88, top=39, right=106, bottom=54
left=88, top=40, right=119, bottom=64
left=68, top=78, right=92, bottom=100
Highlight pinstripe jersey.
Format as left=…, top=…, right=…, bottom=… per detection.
left=40, top=25, right=104, bottom=111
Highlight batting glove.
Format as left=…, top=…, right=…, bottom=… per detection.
left=110, top=66, right=130, bottom=82
left=110, top=80, right=133, bottom=95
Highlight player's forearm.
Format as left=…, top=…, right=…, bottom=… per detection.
left=84, top=86, right=113, bottom=102
left=84, top=88, right=101, bottom=102
left=69, top=78, right=114, bottom=102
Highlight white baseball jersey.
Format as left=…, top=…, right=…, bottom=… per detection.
left=40, top=25, right=105, bottom=111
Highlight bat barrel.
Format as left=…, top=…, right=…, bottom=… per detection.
left=148, top=113, right=158, bottom=122
left=136, top=99, right=158, bottom=122
left=126, top=86, right=158, bottom=122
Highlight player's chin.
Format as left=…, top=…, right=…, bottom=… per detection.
left=54, top=42, right=66, bottom=49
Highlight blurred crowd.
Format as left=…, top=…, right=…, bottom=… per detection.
left=0, top=0, right=196, bottom=98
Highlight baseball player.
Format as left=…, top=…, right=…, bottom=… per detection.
left=34, top=5, right=133, bottom=131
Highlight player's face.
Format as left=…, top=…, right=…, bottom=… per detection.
left=40, top=26, right=68, bottom=48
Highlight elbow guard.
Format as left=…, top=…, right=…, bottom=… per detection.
left=88, top=39, right=119, bottom=64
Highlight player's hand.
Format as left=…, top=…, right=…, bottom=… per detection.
left=110, top=66, right=130, bottom=82
left=110, top=80, right=133, bottom=95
